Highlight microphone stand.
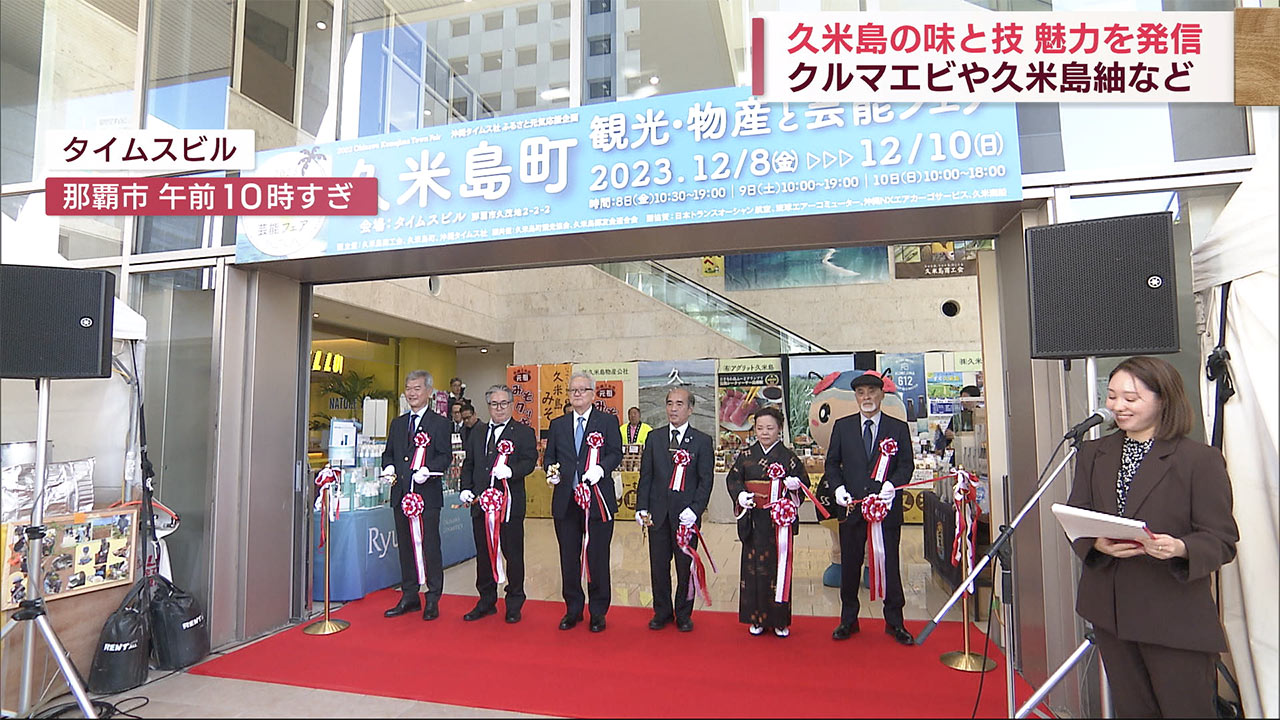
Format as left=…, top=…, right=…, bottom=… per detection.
left=915, top=432, right=1085, bottom=717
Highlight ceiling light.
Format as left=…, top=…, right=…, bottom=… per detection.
left=649, top=75, right=660, bottom=85
left=479, top=347, right=488, bottom=353
left=313, top=313, right=319, bottom=318
left=315, top=20, right=327, bottom=30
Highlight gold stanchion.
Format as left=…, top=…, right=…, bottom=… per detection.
left=940, top=477, right=995, bottom=672
left=305, top=484, right=350, bottom=636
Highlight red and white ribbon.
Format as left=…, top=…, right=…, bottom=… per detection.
left=871, top=437, right=898, bottom=485
left=574, top=482, right=593, bottom=584
left=676, top=523, right=717, bottom=606
left=770, top=496, right=799, bottom=603
left=493, top=439, right=515, bottom=522
left=478, top=488, right=508, bottom=584
left=583, top=431, right=612, bottom=522
left=411, top=431, right=431, bottom=470
left=952, top=469, right=981, bottom=595
left=669, top=449, right=692, bottom=491
left=313, top=465, right=342, bottom=548
left=861, top=495, right=890, bottom=601
left=400, top=493, right=427, bottom=588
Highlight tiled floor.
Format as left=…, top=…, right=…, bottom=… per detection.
left=89, top=518, right=974, bottom=718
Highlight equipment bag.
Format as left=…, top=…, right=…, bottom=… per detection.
left=87, top=577, right=151, bottom=694
left=149, top=574, right=209, bottom=670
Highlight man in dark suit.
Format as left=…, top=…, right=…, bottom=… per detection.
left=380, top=370, right=453, bottom=621
left=458, top=385, right=538, bottom=624
left=459, top=402, right=479, bottom=448
left=822, top=370, right=916, bottom=645
left=636, top=387, right=715, bottom=632
left=544, top=371, right=622, bottom=633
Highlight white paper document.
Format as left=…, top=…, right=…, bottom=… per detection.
left=1051, top=503, right=1154, bottom=543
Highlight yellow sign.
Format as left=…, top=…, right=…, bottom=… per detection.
left=701, top=255, right=724, bottom=277
left=311, top=350, right=344, bottom=374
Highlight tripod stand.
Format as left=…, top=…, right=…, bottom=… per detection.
left=0, top=378, right=99, bottom=718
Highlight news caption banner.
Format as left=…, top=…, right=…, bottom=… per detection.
left=753, top=11, right=1234, bottom=103
left=233, top=86, right=1021, bottom=263
left=42, top=129, right=378, bottom=217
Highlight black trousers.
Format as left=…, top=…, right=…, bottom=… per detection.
left=648, top=517, right=696, bottom=622
left=1094, top=626, right=1217, bottom=718
left=838, top=515, right=905, bottom=626
left=554, top=509, right=613, bottom=618
left=469, top=511, right=525, bottom=612
left=393, top=501, right=442, bottom=602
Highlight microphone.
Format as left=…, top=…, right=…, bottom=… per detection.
left=1063, top=407, right=1114, bottom=439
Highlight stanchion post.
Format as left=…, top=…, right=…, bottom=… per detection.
left=304, top=486, right=349, bottom=636
left=939, top=478, right=996, bottom=673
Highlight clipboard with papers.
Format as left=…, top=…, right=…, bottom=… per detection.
left=1051, top=503, right=1157, bottom=543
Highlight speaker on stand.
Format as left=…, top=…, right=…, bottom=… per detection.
left=1, top=264, right=117, bottom=717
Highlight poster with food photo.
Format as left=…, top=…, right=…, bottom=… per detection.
left=715, top=358, right=785, bottom=469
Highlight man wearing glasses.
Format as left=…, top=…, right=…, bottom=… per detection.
left=458, top=385, right=538, bottom=624
left=543, top=371, right=622, bottom=632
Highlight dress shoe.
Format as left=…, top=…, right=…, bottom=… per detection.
left=505, top=610, right=521, bottom=624
left=648, top=615, right=672, bottom=630
left=558, top=613, right=582, bottom=630
left=676, top=618, right=694, bottom=633
left=749, top=624, right=765, bottom=636
left=383, top=596, right=421, bottom=618
left=463, top=605, right=497, bottom=621
left=885, top=624, right=915, bottom=646
left=589, top=615, right=607, bottom=633
left=832, top=620, right=861, bottom=640
left=421, top=600, right=439, bottom=621
left=774, top=627, right=790, bottom=638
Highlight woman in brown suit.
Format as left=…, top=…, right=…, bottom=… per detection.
left=1067, top=356, right=1239, bottom=717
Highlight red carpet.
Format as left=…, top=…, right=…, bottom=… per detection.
left=193, top=591, right=1032, bottom=718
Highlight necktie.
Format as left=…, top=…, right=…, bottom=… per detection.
left=575, top=416, right=586, bottom=453
left=670, top=428, right=680, bottom=449
left=864, top=418, right=874, bottom=458
left=486, top=424, right=500, bottom=455
left=410, top=413, right=421, bottom=442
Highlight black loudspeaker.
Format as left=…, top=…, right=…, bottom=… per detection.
left=1026, top=212, right=1178, bottom=359
left=0, top=265, right=115, bottom=379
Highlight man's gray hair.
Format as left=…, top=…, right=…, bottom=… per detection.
left=667, top=386, right=696, bottom=408
left=405, top=370, right=433, bottom=391
left=485, top=384, right=512, bottom=402
left=569, top=371, right=596, bottom=390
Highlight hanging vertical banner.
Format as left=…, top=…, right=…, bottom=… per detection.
left=506, top=364, right=539, bottom=428
left=593, top=381, right=625, bottom=422
left=878, top=352, right=928, bottom=431
left=716, top=358, right=785, bottom=469
left=538, top=363, right=572, bottom=434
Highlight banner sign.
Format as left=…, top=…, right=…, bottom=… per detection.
left=892, top=239, right=993, bottom=279
left=538, top=364, right=572, bottom=433
left=716, top=358, right=786, bottom=467
left=236, top=85, right=1020, bottom=263
left=754, top=11, right=1234, bottom=103
left=506, top=364, right=539, bottom=429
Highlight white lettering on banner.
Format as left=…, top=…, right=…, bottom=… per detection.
left=103, top=641, right=138, bottom=652
left=368, top=526, right=395, bottom=558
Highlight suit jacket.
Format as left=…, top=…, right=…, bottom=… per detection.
left=821, top=412, right=914, bottom=524
left=1067, top=432, right=1238, bottom=652
left=636, top=424, right=715, bottom=523
left=381, top=408, right=453, bottom=509
left=543, top=409, right=622, bottom=520
left=460, top=420, right=538, bottom=518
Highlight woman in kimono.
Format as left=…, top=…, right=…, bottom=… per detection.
left=726, top=407, right=807, bottom=637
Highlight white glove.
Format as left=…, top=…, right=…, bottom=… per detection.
left=737, top=491, right=755, bottom=509
left=636, top=510, right=651, bottom=527
left=412, top=467, right=430, bottom=484
left=835, top=485, right=853, bottom=507
left=583, top=464, right=604, bottom=485
left=380, top=465, right=396, bottom=481
left=678, top=507, right=697, bottom=526
left=879, top=480, right=897, bottom=503
left=784, top=476, right=803, bottom=492
left=546, top=470, right=560, bottom=485
left=459, top=489, right=476, bottom=505
left=491, top=463, right=512, bottom=480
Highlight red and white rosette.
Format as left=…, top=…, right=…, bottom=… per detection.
left=583, top=431, right=612, bottom=522
left=872, top=437, right=898, bottom=485
left=770, top=496, right=799, bottom=603
left=492, top=438, right=515, bottom=522
left=676, top=523, right=717, bottom=606
left=313, top=465, right=342, bottom=548
left=478, top=487, right=508, bottom=584
left=400, top=493, right=427, bottom=588
left=669, top=449, right=692, bottom=491
left=766, top=462, right=787, bottom=499
left=411, top=431, right=431, bottom=470
left=951, top=469, right=981, bottom=595
left=861, top=495, right=890, bottom=601
left=573, top=482, right=593, bottom=584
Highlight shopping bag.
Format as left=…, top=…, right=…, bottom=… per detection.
left=149, top=575, right=209, bottom=670
left=87, top=578, right=150, bottom=694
